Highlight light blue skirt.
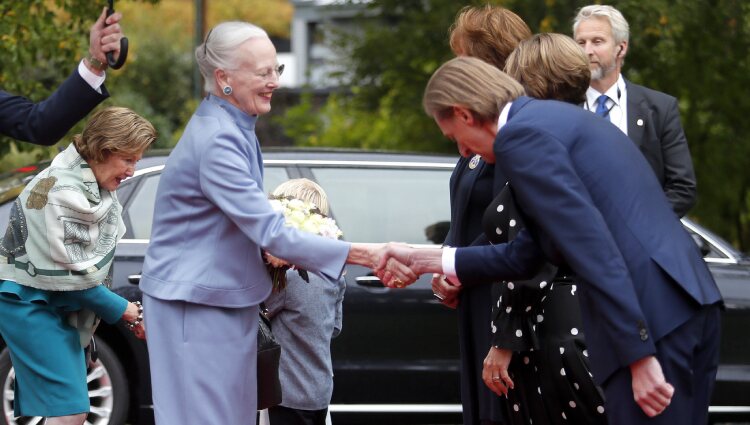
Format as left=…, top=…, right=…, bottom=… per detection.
left=0, top=280, right=89, bottom=417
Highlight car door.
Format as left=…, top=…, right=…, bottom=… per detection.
left=305, top=162, right=462, bottom=407
left=682, top=220, right=750, bottom=413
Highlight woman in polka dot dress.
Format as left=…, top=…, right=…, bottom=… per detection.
left=479, top=34, right=610, bottom=425
left=483, top=183, right=606, bottom=425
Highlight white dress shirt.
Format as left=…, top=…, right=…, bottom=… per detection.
left=77, top=59, right=106, bottom=93
left=584, top=74, right=628, bottom=135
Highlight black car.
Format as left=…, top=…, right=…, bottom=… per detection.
left=0, top=149, right=748, bottom=425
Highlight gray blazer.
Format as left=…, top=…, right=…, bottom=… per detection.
left=625, top=80, right=697, bottom=217
left=139, top=95, right=350, bottom=307
left=265, top=271, right=345, bottom=410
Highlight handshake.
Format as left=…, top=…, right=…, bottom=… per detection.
left=349, top=242, right=440, bottom=287
left=266, top=242, right=463, bottom=307
left=353, top=242, right=462, bottom=308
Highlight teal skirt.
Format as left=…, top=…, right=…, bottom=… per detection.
left=0, top=280, right=89, bottom=417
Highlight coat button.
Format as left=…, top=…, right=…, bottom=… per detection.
left=639, top=329, right=649, bottom=341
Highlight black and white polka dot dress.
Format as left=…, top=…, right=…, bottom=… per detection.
left=482, top=184, right=608, bottom=425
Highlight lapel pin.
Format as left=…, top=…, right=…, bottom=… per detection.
left=637, top=118, right=644, bottom=127
left=469, top=154, right=481, bottom=169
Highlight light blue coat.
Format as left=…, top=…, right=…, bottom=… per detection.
left=139, top=95, right=350, bottom=307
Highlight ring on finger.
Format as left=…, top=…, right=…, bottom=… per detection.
left=491, top=376, right=500, bottom=381
left=433, top=292, right=444, bottom=301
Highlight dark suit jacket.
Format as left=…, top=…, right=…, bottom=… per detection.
left=0, top=69, right=108, bottom=145
left=455, top=97, right=722, bottom=384
left=444, top=155, right=496, bottom=247
left=444, top=155, right=508, bottom=424
left=625, top=80, right=696, bottom=217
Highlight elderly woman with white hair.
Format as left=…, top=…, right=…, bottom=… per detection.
left=138, top=21, right=389, bottom=424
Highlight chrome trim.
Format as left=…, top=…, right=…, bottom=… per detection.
left=328, top=404, right=750, bottom=415
left=708, top=405, right=750, bottom=413
left=131, top=160, right=455, bottom=180
left=329, top=404, right=462, bottom=413
left=118, top=239, right=149, bottom=244
left=132, top=165, right=165, bottom=178
left=117, top=239, right=441, bottom=246
left=704, top=257, right=739, bottom=265
left=264, top=159, right=456, bottom=168
left=681, top=219, right=737, bottom=262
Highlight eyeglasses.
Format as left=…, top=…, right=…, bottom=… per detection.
left=203, top=29, right=213, bottom=56
left=253, top=64, right=285, bottom=80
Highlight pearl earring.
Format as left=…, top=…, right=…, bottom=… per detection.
left=223, top=86, right=233, bottom=95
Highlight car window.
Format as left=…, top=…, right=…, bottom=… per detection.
left=262, top=167, right=290, bottom=197
left=310, top=167, right=451, bottom=244
left=127, top=174, right=160, bottom=239
left=123, top=166, right=290, bottom=240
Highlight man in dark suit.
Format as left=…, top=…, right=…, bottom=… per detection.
left=379, top=57, right=722, bottom=425
left=0, top=7, right=125, bottom=145
left=573, top=4, right=696, bottom=217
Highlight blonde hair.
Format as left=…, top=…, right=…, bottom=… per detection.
left=449, top=5, right=532, bottom=70
left=423, top=56, right=525, bottom=123
left=504, top=33, right=591, bottom=104
left=73, top=107, right=157, bottom=163
left=272, top=178, right=330, bottom=216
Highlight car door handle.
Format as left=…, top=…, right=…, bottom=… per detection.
left=128, top=274, right=141, bottom=285
left=355, top=276, right=385, bottom=288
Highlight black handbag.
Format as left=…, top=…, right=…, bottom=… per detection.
left=257, top=304, right=282, bottom=410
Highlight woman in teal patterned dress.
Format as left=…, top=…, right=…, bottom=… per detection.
left=0, top=107, right=152, bottom=425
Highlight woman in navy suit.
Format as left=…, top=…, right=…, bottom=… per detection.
left=437, top=6, right=531, bottom=425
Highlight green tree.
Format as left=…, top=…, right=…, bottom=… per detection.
left=279, top=0, right=502, bottom=154
left=0, top=0, right=157, bottom=164
left=279, top=0, right=750, bottom=249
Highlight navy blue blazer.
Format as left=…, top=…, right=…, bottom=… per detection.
left=444, top=155, right=496, bottom=247
left=0, top=70, right=108, bottom=145
left=455, top=97, right=722, bottom=384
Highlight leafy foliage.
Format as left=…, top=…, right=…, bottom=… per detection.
left=278, top=0, right=750, bottom=249
left=279, top=0, right=504, bottom=154
left=0, top=0, right=157, bottom=161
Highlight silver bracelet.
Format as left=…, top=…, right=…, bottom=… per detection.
left=126, top=301, right=143, bottom=330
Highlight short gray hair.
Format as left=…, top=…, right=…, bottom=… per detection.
left=195, top=21, right=268, bottom=93
left=573, top=5, right=630, bottom=45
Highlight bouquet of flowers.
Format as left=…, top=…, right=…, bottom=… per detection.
left=265, top=195, right=343, bottom=291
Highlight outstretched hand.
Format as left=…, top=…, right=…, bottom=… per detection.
left=348, top=242, right=443, bottom=288
left=374, top=243, right=420, bottom=288
left=630, top=355, right=674, bottom=417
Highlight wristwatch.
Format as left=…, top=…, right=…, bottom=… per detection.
left=87, top=55, right=107, bottom=72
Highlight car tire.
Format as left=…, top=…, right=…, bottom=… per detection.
left=0, top=337, right=129, bottom=425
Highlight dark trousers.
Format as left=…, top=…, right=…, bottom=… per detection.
left=268, top=405, right=328, bottom=425
left=602, top=304, right=721, bottom=425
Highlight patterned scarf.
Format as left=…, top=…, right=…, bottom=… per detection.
left=0, top=144, right=124, bottom=291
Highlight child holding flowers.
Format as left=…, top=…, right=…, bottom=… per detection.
left=263, top=178, right=346, bottom=425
